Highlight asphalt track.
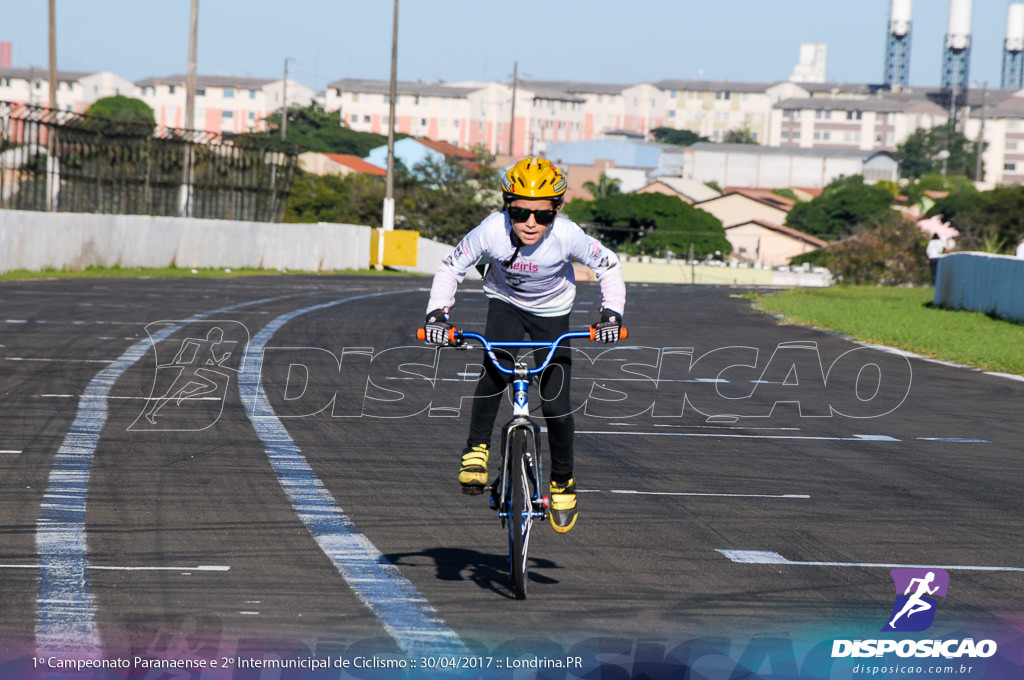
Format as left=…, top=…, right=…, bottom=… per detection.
left=1, top=275, right=1022, bottom=676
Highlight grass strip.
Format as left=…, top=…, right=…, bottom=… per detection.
left=751, top=286, right=1024, bottom=377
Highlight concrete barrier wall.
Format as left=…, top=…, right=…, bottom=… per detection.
left=0, top=209, right=372, bottom=273
left=0, top=209, right=832, bottom=287
left=935, top=252, right=1024, bottom=323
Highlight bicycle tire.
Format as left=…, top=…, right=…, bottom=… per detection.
left=507, top=427, right=531, bottom=599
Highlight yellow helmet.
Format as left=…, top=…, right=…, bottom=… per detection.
left=501, top=157, right=567, bottom=203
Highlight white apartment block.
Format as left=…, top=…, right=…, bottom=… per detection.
left=136, top=74, right=314, bottom=133
left=770, top=95, right=948, bottom=152
left=962, top=91, right=1024, bottom=186
left=0, top=67, right=135, bottom=113
left=657, top=80, right=774, bottom=143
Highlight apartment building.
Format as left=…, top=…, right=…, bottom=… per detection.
left=135, top=74, right=314, bottom=133
left=656, top=79, right=774, bottom=143
left=770, top=93, right=948, bottom=152
left=325, top=78, right=477, bottom=148
left=0, top=66, right=135, bottom=113
left=325, top=78, right=640, bottom=157
left=963, top=90, right=1024, bottom=186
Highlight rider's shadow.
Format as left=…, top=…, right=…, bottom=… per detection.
left=385, top=547, right=560, bottom=599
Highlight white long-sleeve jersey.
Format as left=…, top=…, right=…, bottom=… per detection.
left=426, top=211, right=626, bottom=318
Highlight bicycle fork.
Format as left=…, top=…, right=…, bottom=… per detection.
left=497, top=417, right=548, bottom=525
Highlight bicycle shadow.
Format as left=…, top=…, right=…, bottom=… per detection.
left=385, top=547, right=560, bottom=599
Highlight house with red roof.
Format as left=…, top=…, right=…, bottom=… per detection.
left=298, top=152, right=386, bottom=176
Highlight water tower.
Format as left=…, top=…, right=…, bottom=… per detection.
left=941, top=0, right=972, bottom=129
left=884, top=0, right=912, bottom=90
left=1003, top=3, right=1024, bottom=89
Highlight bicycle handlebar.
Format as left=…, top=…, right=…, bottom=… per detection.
left=415, top=326, right=628, bottom=376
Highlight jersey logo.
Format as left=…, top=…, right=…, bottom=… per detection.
left=506, top=259, right=539, bottom=273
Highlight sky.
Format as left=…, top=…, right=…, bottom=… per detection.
left=2, top=1, right=1016, bottom=93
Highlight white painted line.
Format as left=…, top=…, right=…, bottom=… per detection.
left=577, top=430, right=901, bottom=442
left=652, top=424, right=802, bottom=431
left=35, top=291, right=315, bottom=657
left=1, top=450, right=22, bottom=454
left=38, top=394, right=221, bottom=401
left=609, top=490, right=809, bottom=499
left=0, top=564, right=229, bottom=571
left=7, top=357, right=115, bottom=364
left=241, top=289, right=468, bottom=658
left=717, top=549, right=1024, bottom=573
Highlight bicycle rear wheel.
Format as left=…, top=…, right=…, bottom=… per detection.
left=507, top=427, right=532, bottom=600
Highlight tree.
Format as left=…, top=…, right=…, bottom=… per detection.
left=564, top=193, right=730, bottom=257
left=722, top=128, right=758, bottom=144
left=927, top=185, right=1024, bottom=253
left=84, top=95, right=156, bottom=134
left=236, top=104, right=393, bottom=156
left=85, top=95, right=156, bottom=125
left=895, top=124, right=982, bottom=180
left=582, top=173, right=621, bottom=198
left=650, top=127, right=709, bottom=147
left=785, top=175, right=895, bottom=239
left=803, top=212, right=930, bottom=285
left=284, top=154, right=501, bottom=244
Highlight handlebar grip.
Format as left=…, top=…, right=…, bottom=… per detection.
left=416, top=328, right=426, bottom=341
left=589, top=326, right=629, bottom=341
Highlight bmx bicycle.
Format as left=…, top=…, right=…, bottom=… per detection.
left=417, top=324, right=627, bottom=599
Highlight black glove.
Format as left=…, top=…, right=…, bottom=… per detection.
left=592, top=308, right=622, bottom=343
left=424, top=308, right=453, bottom=346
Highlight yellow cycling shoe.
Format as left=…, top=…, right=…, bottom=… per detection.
left=458, top=444, right=489, bottom=495
left=549, top=478, right=578, bottom=533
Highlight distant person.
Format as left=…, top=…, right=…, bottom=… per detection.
left=926, top=233, right=944, bottom=283
left=1016, top=237, right=1024, bottom=259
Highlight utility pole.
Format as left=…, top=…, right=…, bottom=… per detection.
left=46, top=0, right=58, bottom=211
left=47, top=0, right=57, bottom=110
left=508, top=61, right=517, bottom=156
left=185, top=0, right=198, bottom=131
left=379, top=0, right=399, bottom=269
left=281, top=57, right=291, bottom=141
left=975, top=82, right=987, bottom=182
left=180, top=0, right=199, bottom=217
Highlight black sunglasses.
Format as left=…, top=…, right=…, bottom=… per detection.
left=507, top=206, right=558, bottom=226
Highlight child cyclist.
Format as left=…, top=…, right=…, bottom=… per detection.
left=422, top=157, right=626, bottom=533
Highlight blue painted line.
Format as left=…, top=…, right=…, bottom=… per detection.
left=35, top=292, right=310, bottom=656
left=918, top=437, right=990, bottom=443
left=238, top=290, right=467, bottom=658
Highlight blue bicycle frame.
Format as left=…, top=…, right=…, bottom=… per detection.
left=452, top=329, right=592, bottom=599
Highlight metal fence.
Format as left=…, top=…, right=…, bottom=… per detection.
left=0, top=101, right=299, bottom=222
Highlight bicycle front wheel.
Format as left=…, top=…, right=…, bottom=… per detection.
left=507, top=427, right=533, bottom=600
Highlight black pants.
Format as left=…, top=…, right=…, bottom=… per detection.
left=467, top=299, right=575, bottom=483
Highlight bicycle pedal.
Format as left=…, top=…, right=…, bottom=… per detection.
left=460, top=483, right=486, bottom=496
